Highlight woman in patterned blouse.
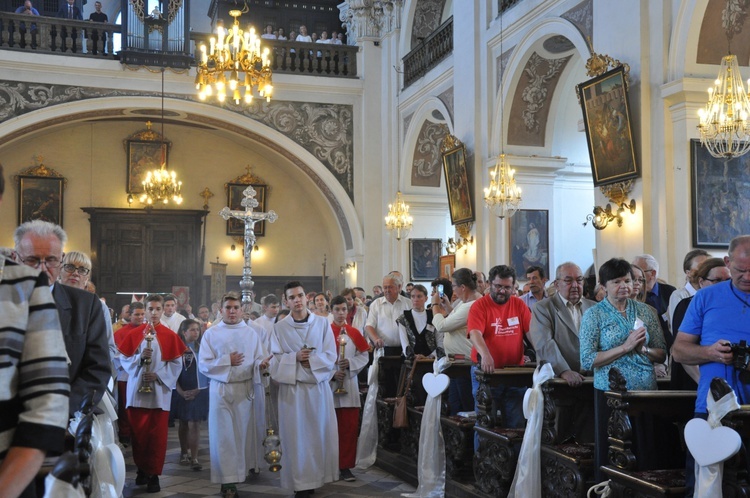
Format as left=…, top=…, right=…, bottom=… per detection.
left=579, top=257, right=667, bottom=480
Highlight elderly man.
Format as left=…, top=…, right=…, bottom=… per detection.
left=633, top=254, right=676, bottom=347
left=365, top=273, right=411, bottom=352
left=520, top=265, right=548, bottom=309
left=14, top=220, right=111, bottom=416
left=529, top=262, right=596, bottom=442
left=475, top=271, right=488, bottom=295
left=668, top=249, right=709, bottom=334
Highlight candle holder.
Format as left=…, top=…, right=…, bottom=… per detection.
left=138, top=326, right=156, bottom=394
left=334, top=332, right=348, bottom=395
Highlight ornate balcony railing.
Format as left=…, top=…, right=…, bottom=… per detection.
left=0, top=12, right=120, bottom=57
left=402, top=16, right=453, bottom=89
left=189, top=34, right=359, bottom=78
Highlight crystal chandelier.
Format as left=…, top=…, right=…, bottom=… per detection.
left=139, top=69, right=183, bottom=206
left=384, top=191, right=413, bottom=241
left=195, top=10, right=273, bottom=105
left=484, top=154, right=522, bottom=219
left=698, top=54, right=750, bottom=159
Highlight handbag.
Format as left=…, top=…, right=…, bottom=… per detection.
left=392, top=361, right=418, bottom=428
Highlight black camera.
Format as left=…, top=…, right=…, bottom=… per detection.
left=729, top=340, right=750, bottom=370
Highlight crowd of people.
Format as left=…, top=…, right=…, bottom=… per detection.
left=259, top=23, right=346, bottom=45
left=1, top=152, right=749, bottom=497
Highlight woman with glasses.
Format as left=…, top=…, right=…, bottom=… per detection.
left=630, top=265, right=648, bottom=302
left=59, top=251, right=92, bottom=289
left=670, top=258, right=730, bottom=390
left=579, top=258, right=667, bottom=480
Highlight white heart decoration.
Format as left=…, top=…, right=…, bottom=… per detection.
left=422, top=373, right=449, bottom=398
left=684, top=418, right=741, bottom=467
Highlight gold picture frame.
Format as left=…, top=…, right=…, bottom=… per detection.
left=441, top=134, right=475, bottom=225
left=15, top=161, right=66, bottom=227
left=224, top=166, right=271, bottom=237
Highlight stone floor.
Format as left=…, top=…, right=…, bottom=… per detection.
left=121, top=425, right=416, bottom=498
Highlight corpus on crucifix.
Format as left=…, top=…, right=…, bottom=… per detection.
left=219, top=186, right=278, bottom=304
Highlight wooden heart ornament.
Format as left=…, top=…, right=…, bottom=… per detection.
left=684, top=418, right=741, bottom=466
left=422, top=373, right=449, bottom=398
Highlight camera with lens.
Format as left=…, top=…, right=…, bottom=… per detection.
left=729, top=340, right=750, bottom=370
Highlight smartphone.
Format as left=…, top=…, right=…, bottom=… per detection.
left=437, top=284, right=444, bottom=297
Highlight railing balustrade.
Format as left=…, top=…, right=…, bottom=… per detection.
left=402, top=16, right=452, bottom=89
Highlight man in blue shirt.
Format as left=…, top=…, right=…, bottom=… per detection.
left=674, top=234, right=750, bottom=414
left=13, top=0, right=40, bottom=49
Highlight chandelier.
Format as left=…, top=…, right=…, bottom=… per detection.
left=139, top=69, right=183, bottom=206
left=384, top=191, right=413, bottom=241
left=484, top=154, right=522, bottom=219
left=195, top=10, right=273, bottom=105
left=698, top=54, right=750, bottom=159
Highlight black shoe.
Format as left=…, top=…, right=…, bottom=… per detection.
left=135, top=470, right=147, bottom=485
left=340, top=469, right=356, bottom=482
left=146, top=475, right=160, bottom=493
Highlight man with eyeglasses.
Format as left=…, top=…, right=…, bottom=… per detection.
left=633, top=254, right=676, bottom=348
left=673, top=236, right=750, bottom=496
left=14, top=220, right=111, bottom=416
left=467, top=265, right=531, bottom=438
left=529, top=262, right=596, bottom=442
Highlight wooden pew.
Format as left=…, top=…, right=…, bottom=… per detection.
left=600, top=368, right=696, bottom=497
left=440, top=360, right=475, bottom=481
left=539, top=377, right=596, bottom=497
left=472, top=366, right=535, bottom=496
left=375, top=355, right=407, bottom=450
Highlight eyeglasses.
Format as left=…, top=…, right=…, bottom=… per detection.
left=492, top=285, right=514, bottom=292
left=558, top=278, right=584, bottom=285
left=62, top=264, right=91, bottom=276
left=20, top=256, right=62, bottom=269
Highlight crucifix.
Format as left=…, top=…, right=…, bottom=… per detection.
left=219, top=186, right=278, bottom=305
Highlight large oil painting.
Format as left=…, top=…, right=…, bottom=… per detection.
left=690, top=139, right=750, bottom=248
left=442, top=139, right=475, bottom=225
left=509, top=209, right=549, bottom=280
left=409, top=238, right=441, bottom=282
left=578, top=66, right=639, bottom=186
left=127, top=140, right=168, bottom=194
left=18, top=175, right=64, bottom=226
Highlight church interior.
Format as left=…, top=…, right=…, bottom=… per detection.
left=2, top=0, right=749, bottom=496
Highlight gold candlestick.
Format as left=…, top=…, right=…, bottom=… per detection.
left=334, top=332, right=348, bottom=395
left=138, top=325, right=156, bottom=393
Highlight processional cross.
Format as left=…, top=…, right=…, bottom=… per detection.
left=219, top=186, right=278, bottom=304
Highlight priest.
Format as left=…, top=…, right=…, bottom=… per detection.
left=199, top=292, right=265, bottom=498
left=269, top=281, right=339, bottom=498
left=116, top=294, right=184, bottom=493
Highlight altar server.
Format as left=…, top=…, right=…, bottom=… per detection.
left=269, top=281, right=339, bottom=498
left=329, top=295, right=370, bottom=482
left=199, top=292, right=265, bottom=498
left=116, top=294, right=184, bottom=493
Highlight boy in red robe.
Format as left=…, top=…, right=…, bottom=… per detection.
left=116, top=294, right=185, bottom=493
left=113, top=301, right=146, bottom=445
left=329, top=295, right=370, bottom=482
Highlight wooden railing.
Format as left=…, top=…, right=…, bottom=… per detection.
left=190, top=34, right=359, bottom=78
left=402, top=16, right=453, bottom=89
left=0, top=12, right=120, bottom=57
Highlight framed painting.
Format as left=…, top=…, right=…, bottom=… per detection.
left=127, top=140, right=168, bottom=194
left=509, top=209, right=549, bottom=281
left=439, top=254, right=455, bottom=279
left=226, top=183, right=267, bottom=236
left=409, top=238, right=441, bottom=282
left=578, top=66, right=639, bottom=186
left=690, top=139, right=750, bottom=248
left=18, top=175, right=64, bottom=226
left=441, top=135, right=475, bottom=225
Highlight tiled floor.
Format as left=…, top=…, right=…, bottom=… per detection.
left=122, top=426, right=416, bottom=498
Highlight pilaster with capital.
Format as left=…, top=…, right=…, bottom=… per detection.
left=338, top=0, right=402, bottom=44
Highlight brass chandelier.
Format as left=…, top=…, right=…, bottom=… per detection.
left=484, top=153, right=522, bottom=219
left=196, top=10, right=273, bottom=105
left=384, top=191, right=413, bottom=241
left=140, top=69, right=183, bottom=206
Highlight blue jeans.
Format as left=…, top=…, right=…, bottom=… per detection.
left=448, top=376, right=474, bottom=416
left=471, top=366, right=526, bottom=451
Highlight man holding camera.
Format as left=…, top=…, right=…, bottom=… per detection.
left=674, top=234, right=750, bottom=415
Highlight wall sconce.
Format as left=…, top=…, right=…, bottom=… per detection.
left=445, top=222, right=474, bottom=254
left=583, top=180, right=637, bottom=230
left=345, top=262, right=356, bottom=273
left=127, top=194, right=134, bottom=206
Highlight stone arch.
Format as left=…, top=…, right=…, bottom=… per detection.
left=0, top=95, right=363, bottom=254
left=400, top=96, right=452, bottom=193
left=490, top=18, right=590, bottom=157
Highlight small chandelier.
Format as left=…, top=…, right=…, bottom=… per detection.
left=484, top=154, right=522, bottom=219
left=140, top=69, right=183, bottom=206
left=698, top=54, right=750, bottom=159
left=384, top=191, right=413, bottom=241
left=196, top=10, right=273, bottom=105
left=140, top=167, right=183, bottom=205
